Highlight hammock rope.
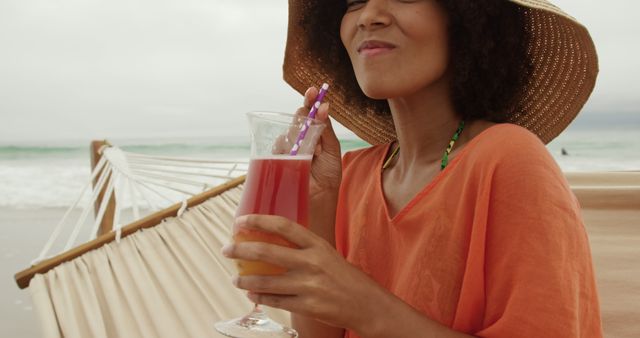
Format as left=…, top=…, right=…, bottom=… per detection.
left=31, top=144, right=248, bottom=266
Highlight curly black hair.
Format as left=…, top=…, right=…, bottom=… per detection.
left=300, top=0, right=532, bottom=123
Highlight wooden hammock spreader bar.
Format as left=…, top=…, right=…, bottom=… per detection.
left=14, top=175, right=246, bottom=290
left=91, top=140, right=116, bottom=238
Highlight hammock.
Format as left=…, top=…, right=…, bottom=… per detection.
left=15, top=141, right=288, bottom=338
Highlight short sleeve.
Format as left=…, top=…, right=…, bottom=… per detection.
left=475, top=131, right=602, bottom=337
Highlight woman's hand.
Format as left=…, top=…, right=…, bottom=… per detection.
left=222, top=214, right=387, bottom=332
left=296, top=86, right=343, bottom=244
left=298, top=87, right=342, bottom=201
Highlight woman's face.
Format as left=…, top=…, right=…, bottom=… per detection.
left=340, top=0, right=450, bottom=100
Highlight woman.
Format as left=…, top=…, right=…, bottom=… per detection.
left=222, top=0, right=602, bottom=337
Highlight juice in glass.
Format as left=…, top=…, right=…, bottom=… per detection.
left=234, top=155, right=311, bottom=275
left=215, top=110, right=324, bottom=338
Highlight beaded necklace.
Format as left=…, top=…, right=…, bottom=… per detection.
left=382, top=120, right=466, bottom=171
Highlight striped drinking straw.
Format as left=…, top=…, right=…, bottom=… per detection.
left=290, top=83, right=329, bottom=155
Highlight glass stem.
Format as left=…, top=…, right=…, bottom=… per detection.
left=251, top=303, right=266, bottom=318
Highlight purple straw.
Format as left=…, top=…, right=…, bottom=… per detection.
left=290, top=83, right=329, bottom=155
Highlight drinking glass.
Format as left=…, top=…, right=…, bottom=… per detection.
left=214, top=111, right=325, bottom=338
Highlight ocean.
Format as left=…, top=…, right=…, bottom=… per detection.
left=0, top=127, right=638, bottom=209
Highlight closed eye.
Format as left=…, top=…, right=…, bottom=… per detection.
left=345, top=0, right=367, bottom=11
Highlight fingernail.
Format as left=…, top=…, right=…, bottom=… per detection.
left=234, top=215, right=248, bottom=227
left=221, top=244, right=232, bottom=257
left=246, top=291, right=258, bottom=302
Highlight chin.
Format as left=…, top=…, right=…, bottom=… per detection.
left=360, top=87, right=389, bottom=100
left=357, top=69, right=449, bottom=101
left=357, top=77, right=395, bottom=100
left=358, top=81, right=413, bottom=100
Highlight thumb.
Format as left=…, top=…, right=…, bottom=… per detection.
left=316, top=103, right=341, bottom=156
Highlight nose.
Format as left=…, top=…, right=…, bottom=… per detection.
left=357, top=1, right=392, bottom=31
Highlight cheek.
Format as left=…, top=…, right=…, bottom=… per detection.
left=409, top=25, right=450, bottom=77
left=339, top=15, right=350, bottom=51
left=423, top=32, right=449, bottom=73
left=431, top=16, right=450, bottom=70
left=340, top=16, right=359, bottom=73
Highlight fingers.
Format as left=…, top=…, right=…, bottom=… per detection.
left=294, top=87, right=317, bottom=120
left=313, top=102, right=336, bottom=141
left=304, top=87, right=319, bottom=110
left=294, top=105, right=310, bottom=118
left=316, top=102, right=329, bottom=121
left=316, top=108, right=341, bottom=155
left=247, top=292, right=302, bottom=313
left=235, top=214, right=318, bottom=248
left=300, top=86, right=328, bottom=120
left=271, top=134, right=290, bottom=155
left=223, top=240, right=303, bottom=268
left=233, top=274, right=300, bottom=295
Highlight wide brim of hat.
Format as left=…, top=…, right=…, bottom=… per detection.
left=283, top=0, right=598, bottom=145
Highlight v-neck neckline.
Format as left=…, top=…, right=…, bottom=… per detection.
left=376, top=123, right=503, bottom=224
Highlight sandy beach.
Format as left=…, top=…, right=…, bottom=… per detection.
left=1, top=207, right=70, bottom=338
left=2, top=172, right=639, bottom=337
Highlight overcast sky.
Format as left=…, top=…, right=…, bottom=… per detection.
left=0, top=0, right=638, bottom=144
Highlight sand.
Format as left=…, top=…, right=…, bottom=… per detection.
left=1, top=172, right=639, bottom=337
left=1, top=207, right=70, bottom=338
left=582, top=209, right=640, bottom=338
left=567, top=172, right=640, bottom=337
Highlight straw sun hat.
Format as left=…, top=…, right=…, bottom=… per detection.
left=283, top=0, right=598, bottom=145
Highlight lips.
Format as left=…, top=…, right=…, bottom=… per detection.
left=357, top=40, right=396, bottom=56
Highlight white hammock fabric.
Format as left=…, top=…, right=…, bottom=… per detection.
left=28, top=186, right=289, bottom=338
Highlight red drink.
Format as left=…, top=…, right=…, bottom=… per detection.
left=234, top=155, right=311, bottom=275
left=214, top=111, right=324, bottom=337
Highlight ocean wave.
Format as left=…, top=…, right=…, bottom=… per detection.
left=0, top=145, right=85, bottom=159
left=0, top=143, right=253, bottom=160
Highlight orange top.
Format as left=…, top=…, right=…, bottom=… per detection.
left=335, top=123, right=603, bottom=337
